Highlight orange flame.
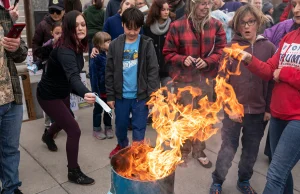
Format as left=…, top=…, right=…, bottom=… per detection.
left=116, top=43, right=247, bottom=181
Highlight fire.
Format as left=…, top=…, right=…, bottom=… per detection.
left=115, top=43, right=247, bottom=181
left=220, top=43, right=249, bottom=76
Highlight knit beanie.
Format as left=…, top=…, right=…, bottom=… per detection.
left=262, top=2, right=273, bottom=14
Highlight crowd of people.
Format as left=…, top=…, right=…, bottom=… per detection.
left=0, top=0, right=299, bottom=193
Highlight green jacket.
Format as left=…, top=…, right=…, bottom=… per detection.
left=83, top=5, right=105, bottom=41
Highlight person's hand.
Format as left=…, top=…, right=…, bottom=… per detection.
left=107, top=101, right=115, bottom=109
left=223, top=48, right=252, bottom=63
left=264, top=112, right=271, bottom=121
left=229, top=114, right=242, bottom=123
left=90, top=47, right=99, bottom=58
left=184, top=56, right=195, bottom=67
left=238, top=50, right=252, bottom=63
left=84, top=93, right=96, bottom=104
left=195, top=58, right=208, bottom=69
left=9, top=3, right=19, bottom=22
left=1, top=37, right=20, bottom=52
left=273, top=69, right=281, bottom=83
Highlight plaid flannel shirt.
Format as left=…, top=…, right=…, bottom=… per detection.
left=163, top=16, right=226, bottom=83
left=0, top=6, right=28, bottom=105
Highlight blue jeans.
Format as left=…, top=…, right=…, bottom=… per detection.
left=263, top=117, right=300, bottom=194
left=0, top=102, right=23, bottom=193
left=115, top=98, right=148, bottom=148
left=212, top=113, right=265, bottom=184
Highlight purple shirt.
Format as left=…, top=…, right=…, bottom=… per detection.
left=263, top=19, right=294, bottom=49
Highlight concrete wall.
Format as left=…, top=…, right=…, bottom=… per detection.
left=32, top=0, right=48, bottom=11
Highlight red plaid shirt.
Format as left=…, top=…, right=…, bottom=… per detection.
left=163, top=16, right=226, bottom=83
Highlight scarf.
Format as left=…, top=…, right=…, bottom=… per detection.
left=150, top=18, right=171, bottom=36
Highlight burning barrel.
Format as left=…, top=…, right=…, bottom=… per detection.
left=109, top=147, right=176, bottom=194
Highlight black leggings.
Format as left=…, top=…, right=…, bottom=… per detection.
left=38, top=95, right=81, bottom=169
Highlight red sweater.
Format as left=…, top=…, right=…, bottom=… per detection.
left=163, top=16, right=226, bottom=83
left=247, top=29, right=300, bottom=120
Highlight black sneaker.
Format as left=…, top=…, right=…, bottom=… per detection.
left=14, top=189, right=23, bottom=194
left=68, top=167, right=95, bottom=185
left=42, top=129, right=58, bottom=152
left=1, top=189, right=23, bottom=194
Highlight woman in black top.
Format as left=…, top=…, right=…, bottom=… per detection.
left=37, top=10, right=96, bottom=185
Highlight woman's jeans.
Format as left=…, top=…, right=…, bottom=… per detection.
left=38, top=96, right=81, bottom=169
left=263, top=117, right=300, bottom=194
left=0, top=102, right=23, bottom=194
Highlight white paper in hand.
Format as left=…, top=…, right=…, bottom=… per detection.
left=94, top=93, right=113, bottom=119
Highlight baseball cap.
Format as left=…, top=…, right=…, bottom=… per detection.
left=48, top=0, right=65, bottom=11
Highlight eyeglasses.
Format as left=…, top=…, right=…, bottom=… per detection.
left=49, top=9, right=62, bottom=15
left=240, top=19, right=256, bottom=27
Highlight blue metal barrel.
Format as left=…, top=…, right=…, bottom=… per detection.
left=109, top=147, right=175, bottom=194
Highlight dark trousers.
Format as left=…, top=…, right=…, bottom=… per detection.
left=93, top=98, right=112, bottom=130
left=115, top=98, right=148, bottom=148
left=264, top=122, right=272, bottom=160
left=38, top=95, right=81, bottom=169
left=174, top=82, right=213, bottom=158
left=212, top=113, right=265, bottom=184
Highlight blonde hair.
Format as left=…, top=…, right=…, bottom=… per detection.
left=186, top=0, right=212, bottom=32
left=232, top=4, right=266, bottom=33
left=92, top=32, right=111, bottom=50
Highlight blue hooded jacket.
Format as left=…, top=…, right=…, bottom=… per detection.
left=89, top=51, right=107, bottom=95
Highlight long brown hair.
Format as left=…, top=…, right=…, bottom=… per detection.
left=146, top=0, right=170, bottom=26
left=55, top=10, right=88, bottom=53
left=118, top=0, right=128, bottom=14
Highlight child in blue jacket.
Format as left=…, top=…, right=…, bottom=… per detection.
left=89, top=32, right=113, bottom=140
